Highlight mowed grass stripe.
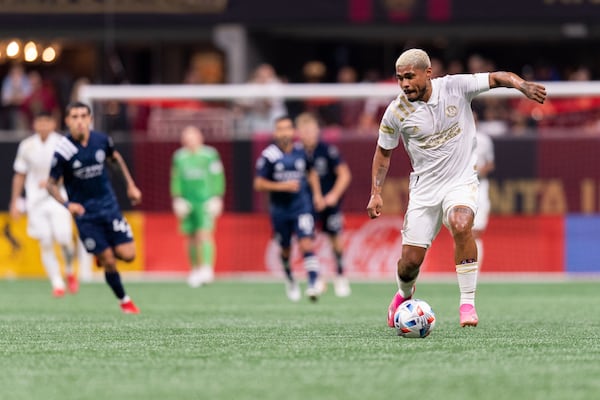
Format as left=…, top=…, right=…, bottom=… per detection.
left=0, top=280, right=598, bottom=400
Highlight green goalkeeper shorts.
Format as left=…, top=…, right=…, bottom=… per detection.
left=180, top=201, right=215, bottom=234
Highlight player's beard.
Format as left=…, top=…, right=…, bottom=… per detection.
left=277, top=136, right=292, bottom=150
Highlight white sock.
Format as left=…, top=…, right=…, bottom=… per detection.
left=475, top=238, right=484, bottom=269
left=61, top=244, right=75, bottom=275
left=120, top=295, right=131, bottom=304
left=396, top=272, right=416, bottom=299
left=77, top=240, right=93, bottom=282
left=456, top=262, right=478, bottom=306
left=40, top=243, right=64, bottom=289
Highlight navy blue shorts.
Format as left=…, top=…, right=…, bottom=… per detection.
left=271, top=212, right=315, bottom=248
left=315, top=206, right=343, bottom=235
left=76, top=212, right=133, bottom=255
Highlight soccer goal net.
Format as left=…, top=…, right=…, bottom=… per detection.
left=79, top=81, right=600, bottom=278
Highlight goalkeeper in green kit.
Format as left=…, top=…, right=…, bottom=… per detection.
left=170, top=126, right=225, bottom=287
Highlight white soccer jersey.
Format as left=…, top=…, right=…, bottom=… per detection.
left=378, top=73, right=490, bottom=205
left=13, top=132, right=66, bottom=211
left=475, top=131, right=494, bottom=173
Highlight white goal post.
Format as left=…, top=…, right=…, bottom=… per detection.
left=78, top=81, right=600, bottom=104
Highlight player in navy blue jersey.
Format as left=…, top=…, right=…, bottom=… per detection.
left=47, top=101, right=141, bottom=314
left=296, top=112, right=352, bottom=297
left=254, top=115, right=325, bottom=302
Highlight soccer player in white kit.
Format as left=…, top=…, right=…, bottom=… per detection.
left=9, top=112, right=77, bottom=297
left=366, top=49, right=546, bottom=327
left=473, top=126, right=495, bottom=268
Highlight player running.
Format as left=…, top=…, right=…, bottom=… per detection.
left=170, top=126, right=225, bottom=287
left=47, top=101, right=141, bottom=314
left=254, top=115, right=325, bottom=302
left=295, top=112, right=352, bottom=297
left=10, top=111, right=77, bottom=297
left=366, top=49, right=546, bottom=327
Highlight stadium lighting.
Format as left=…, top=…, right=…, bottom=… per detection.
left=6, top=40, right=20, bottom=58
left=24, top=41, right=38, bottom=62
left=42, top=46, right=56, bottom=62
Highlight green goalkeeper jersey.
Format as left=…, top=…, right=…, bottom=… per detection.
left=170, top=146, right=225, bottom=203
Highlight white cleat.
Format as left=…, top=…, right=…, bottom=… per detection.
left=285, top=280, right=301, bottom=302
left=187, top=269, right=204, bottom=288
left=198, top=267, right=214, bottom=284
left=305, top=285, right=320, bottom=302
left=315, top=278, right=327, bottom=294
left=333, top=276, right=351, bottom=297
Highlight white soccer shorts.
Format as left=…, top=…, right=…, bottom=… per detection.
left=402, top=181, right=479, bottom=248
left=27, top=200, right=73, bottom=246
left=473, top=179, right=490, bottom=231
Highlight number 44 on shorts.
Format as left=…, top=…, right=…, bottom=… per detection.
left=112, top=218, right=133, bottom=238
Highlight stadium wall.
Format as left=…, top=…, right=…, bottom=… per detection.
left=1, top=135, right=600, bottom=279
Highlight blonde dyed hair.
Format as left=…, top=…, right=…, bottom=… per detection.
left=395, top=49, right=431, bottom=70
left=295, top=112, right=319, bottom=127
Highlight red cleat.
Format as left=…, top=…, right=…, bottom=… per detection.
left=120, top=299, right=140, bottom=314
left=67, top=274, right=79, bottom=294
left=387, top=286, right=415, bottom=327
left=53, top=287, right=65, bottom=298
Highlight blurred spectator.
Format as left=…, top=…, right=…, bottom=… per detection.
left=299, top=60, right=338, bottom=125
left=185, top=51, right=225, bottom=84
left=1, top=64, right=32, bottom=131
left=468, top=54, right=509, bottom=136
left=21, top=70, right=61, bottom=127
left=430, top=57, right=446, bottom=78
left=447, top=59, right=464, bottom=75
left=332, top=66, right=364, bottom=130
left=70, top=77, right=91, bottom=103
left=236, top=63, right=287, bottom=135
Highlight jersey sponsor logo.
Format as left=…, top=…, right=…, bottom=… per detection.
left=73, top=164, right=104, bottom=179
left=417, top=122, right=462, bottom=150
left=273, top=170, right=304, bottom=181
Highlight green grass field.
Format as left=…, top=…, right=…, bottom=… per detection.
left=1, top=279, right=599, bottom=400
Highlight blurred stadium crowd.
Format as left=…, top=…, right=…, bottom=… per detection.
left=1, top=0, right=600, bottom=139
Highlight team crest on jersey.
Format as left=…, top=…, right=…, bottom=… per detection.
left=84, top=238, right=96, bottom=251
left=445, top=105, right=458, bottom=117
left=95, top=150, right=106, bottom=163
left=294, top=159, right=306, bottom=171
left=315, top=157, right=328, bottom=175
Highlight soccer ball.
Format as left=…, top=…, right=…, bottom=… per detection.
left=393, top=299, right=436, bottom=338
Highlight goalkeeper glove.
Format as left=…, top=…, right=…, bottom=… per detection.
left=205, top=197, right=223, bottom=217
left=172, top=197, right=192, bottom=218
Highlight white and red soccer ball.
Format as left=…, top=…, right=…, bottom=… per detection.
left=393, top=299, right=436, bottom=338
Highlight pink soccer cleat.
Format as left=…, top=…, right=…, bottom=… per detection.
left=120, top=299, right=140, bottom=314
left=459, top=304, right=479, bottom=327
left=387, top=287, right=415, bottom=327
left=67, top=274, right=79, bottom=294
left=52, top=287, right=65, bottom=298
